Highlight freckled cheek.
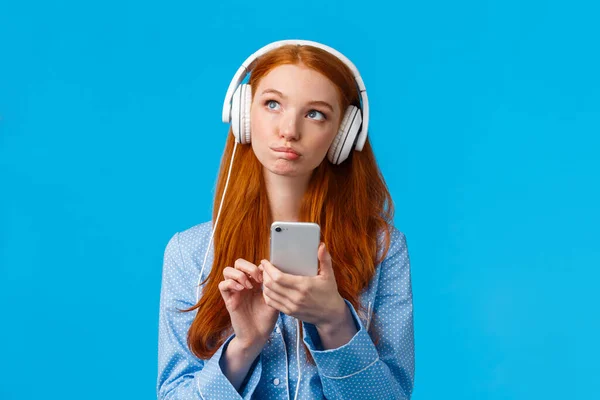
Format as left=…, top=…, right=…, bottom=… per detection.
left=313, top=132, right=337, bottom=151
left=251, top=111, right=279, bottom=134
left=250, top=114, right=268, bottom=138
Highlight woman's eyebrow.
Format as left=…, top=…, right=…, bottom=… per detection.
left=261, top=88, right=334, bottom=113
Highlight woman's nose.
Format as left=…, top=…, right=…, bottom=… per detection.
left=278, top=112, right=300, bottom=141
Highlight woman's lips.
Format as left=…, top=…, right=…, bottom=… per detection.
left=271, top=147, right=300, bottom=160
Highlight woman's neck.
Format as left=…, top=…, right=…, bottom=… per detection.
left=263, top=169, right=311, bottom=222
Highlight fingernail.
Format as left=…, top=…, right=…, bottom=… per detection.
left=246, top=281, right=253, bottom=289
left=236, top=283, right=244, bottom=290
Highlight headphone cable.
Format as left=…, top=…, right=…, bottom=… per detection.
left=197, top=141, right=239, bottom=302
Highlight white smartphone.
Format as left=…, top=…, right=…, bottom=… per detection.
left=269, top=221, right=320, bottom=276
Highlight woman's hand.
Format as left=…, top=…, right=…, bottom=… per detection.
left=218, top=258, right=279, bottom=348
left=259, top=243, right=349, bottom=332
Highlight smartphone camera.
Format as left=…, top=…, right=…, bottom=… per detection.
left=275, top=226, right=282, bottom=233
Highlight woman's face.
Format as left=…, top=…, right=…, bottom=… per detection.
left=250, top=64, right=342, bottom=177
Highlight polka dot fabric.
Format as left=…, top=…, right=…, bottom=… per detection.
left=157, top=221, right=415, bottom=399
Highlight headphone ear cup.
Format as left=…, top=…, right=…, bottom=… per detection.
left=231, top=84, right=252, bottom=144
left=230, top=85, right=243, bottom=143
left=241, top=85, right=252, bottom=144
left=327, top=105, right=362, bottom=164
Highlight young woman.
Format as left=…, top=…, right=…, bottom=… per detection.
left=157, top=40, right=415, bottom=399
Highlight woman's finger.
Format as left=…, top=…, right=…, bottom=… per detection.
left=260, top=259, right=299, bottom=289
left=223, top=266, right=254, bottom=289
left=262, top=285, right=295, bottom=313
left=218, top=279, right=245, bottom=294
left=262, top=290, right=291, bottom=315
left=234, top=258, right=263, bottom=283
left=261, top=274, right=290, bottom=299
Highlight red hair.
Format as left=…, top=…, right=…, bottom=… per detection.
left=181, top=44, right=394, bottom=359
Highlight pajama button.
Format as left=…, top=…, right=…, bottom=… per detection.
left=273, top=378, right=280, bottom=386
left=275, top=326, right=281, bottom=333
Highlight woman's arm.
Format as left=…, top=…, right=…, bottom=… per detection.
left=314, top=296, right=358, bottom=349
left=157, top=233, right=263, bottom=399
left=302, top=227, right=415, bottom=399
left=219, top=336, right=266, bottom=390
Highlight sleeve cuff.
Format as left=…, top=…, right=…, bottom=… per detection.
left=196, top=334, right=262, bottom=399
left=302, top=299, right=379, bottom=378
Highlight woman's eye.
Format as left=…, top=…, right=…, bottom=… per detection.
left=307, top=110, right=326, bottom=121
left=264, top=100, right=326, bottom=121
left=266, top=100, right=280, bottom=110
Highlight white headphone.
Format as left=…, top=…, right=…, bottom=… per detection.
left=222, top=39, right=370, bottom=165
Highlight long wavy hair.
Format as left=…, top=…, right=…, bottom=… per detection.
left=181, top=44, right=394, bottom=360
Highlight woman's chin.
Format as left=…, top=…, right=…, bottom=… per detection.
left=265, top=160, right=307, bottom=177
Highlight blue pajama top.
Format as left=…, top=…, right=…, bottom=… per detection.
left=157, top=221, right=415, bottom=399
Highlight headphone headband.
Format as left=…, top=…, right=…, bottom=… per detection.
left=221, top=39, right=370, bottom=151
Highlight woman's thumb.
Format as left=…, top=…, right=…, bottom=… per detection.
left=318, top=242, right=333, bottom=275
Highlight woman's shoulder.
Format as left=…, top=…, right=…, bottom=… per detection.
left=378, top=223, right=408, bottom=261
left=161, top=221, right=214, bottom=304
left=164, top=220, right=214, bottom=273
left=390, top=224, right=408, bottom=251
left=175, top=220, right=213, bottom=248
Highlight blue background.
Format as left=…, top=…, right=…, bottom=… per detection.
left=1, top=0, right=598, bottom=399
